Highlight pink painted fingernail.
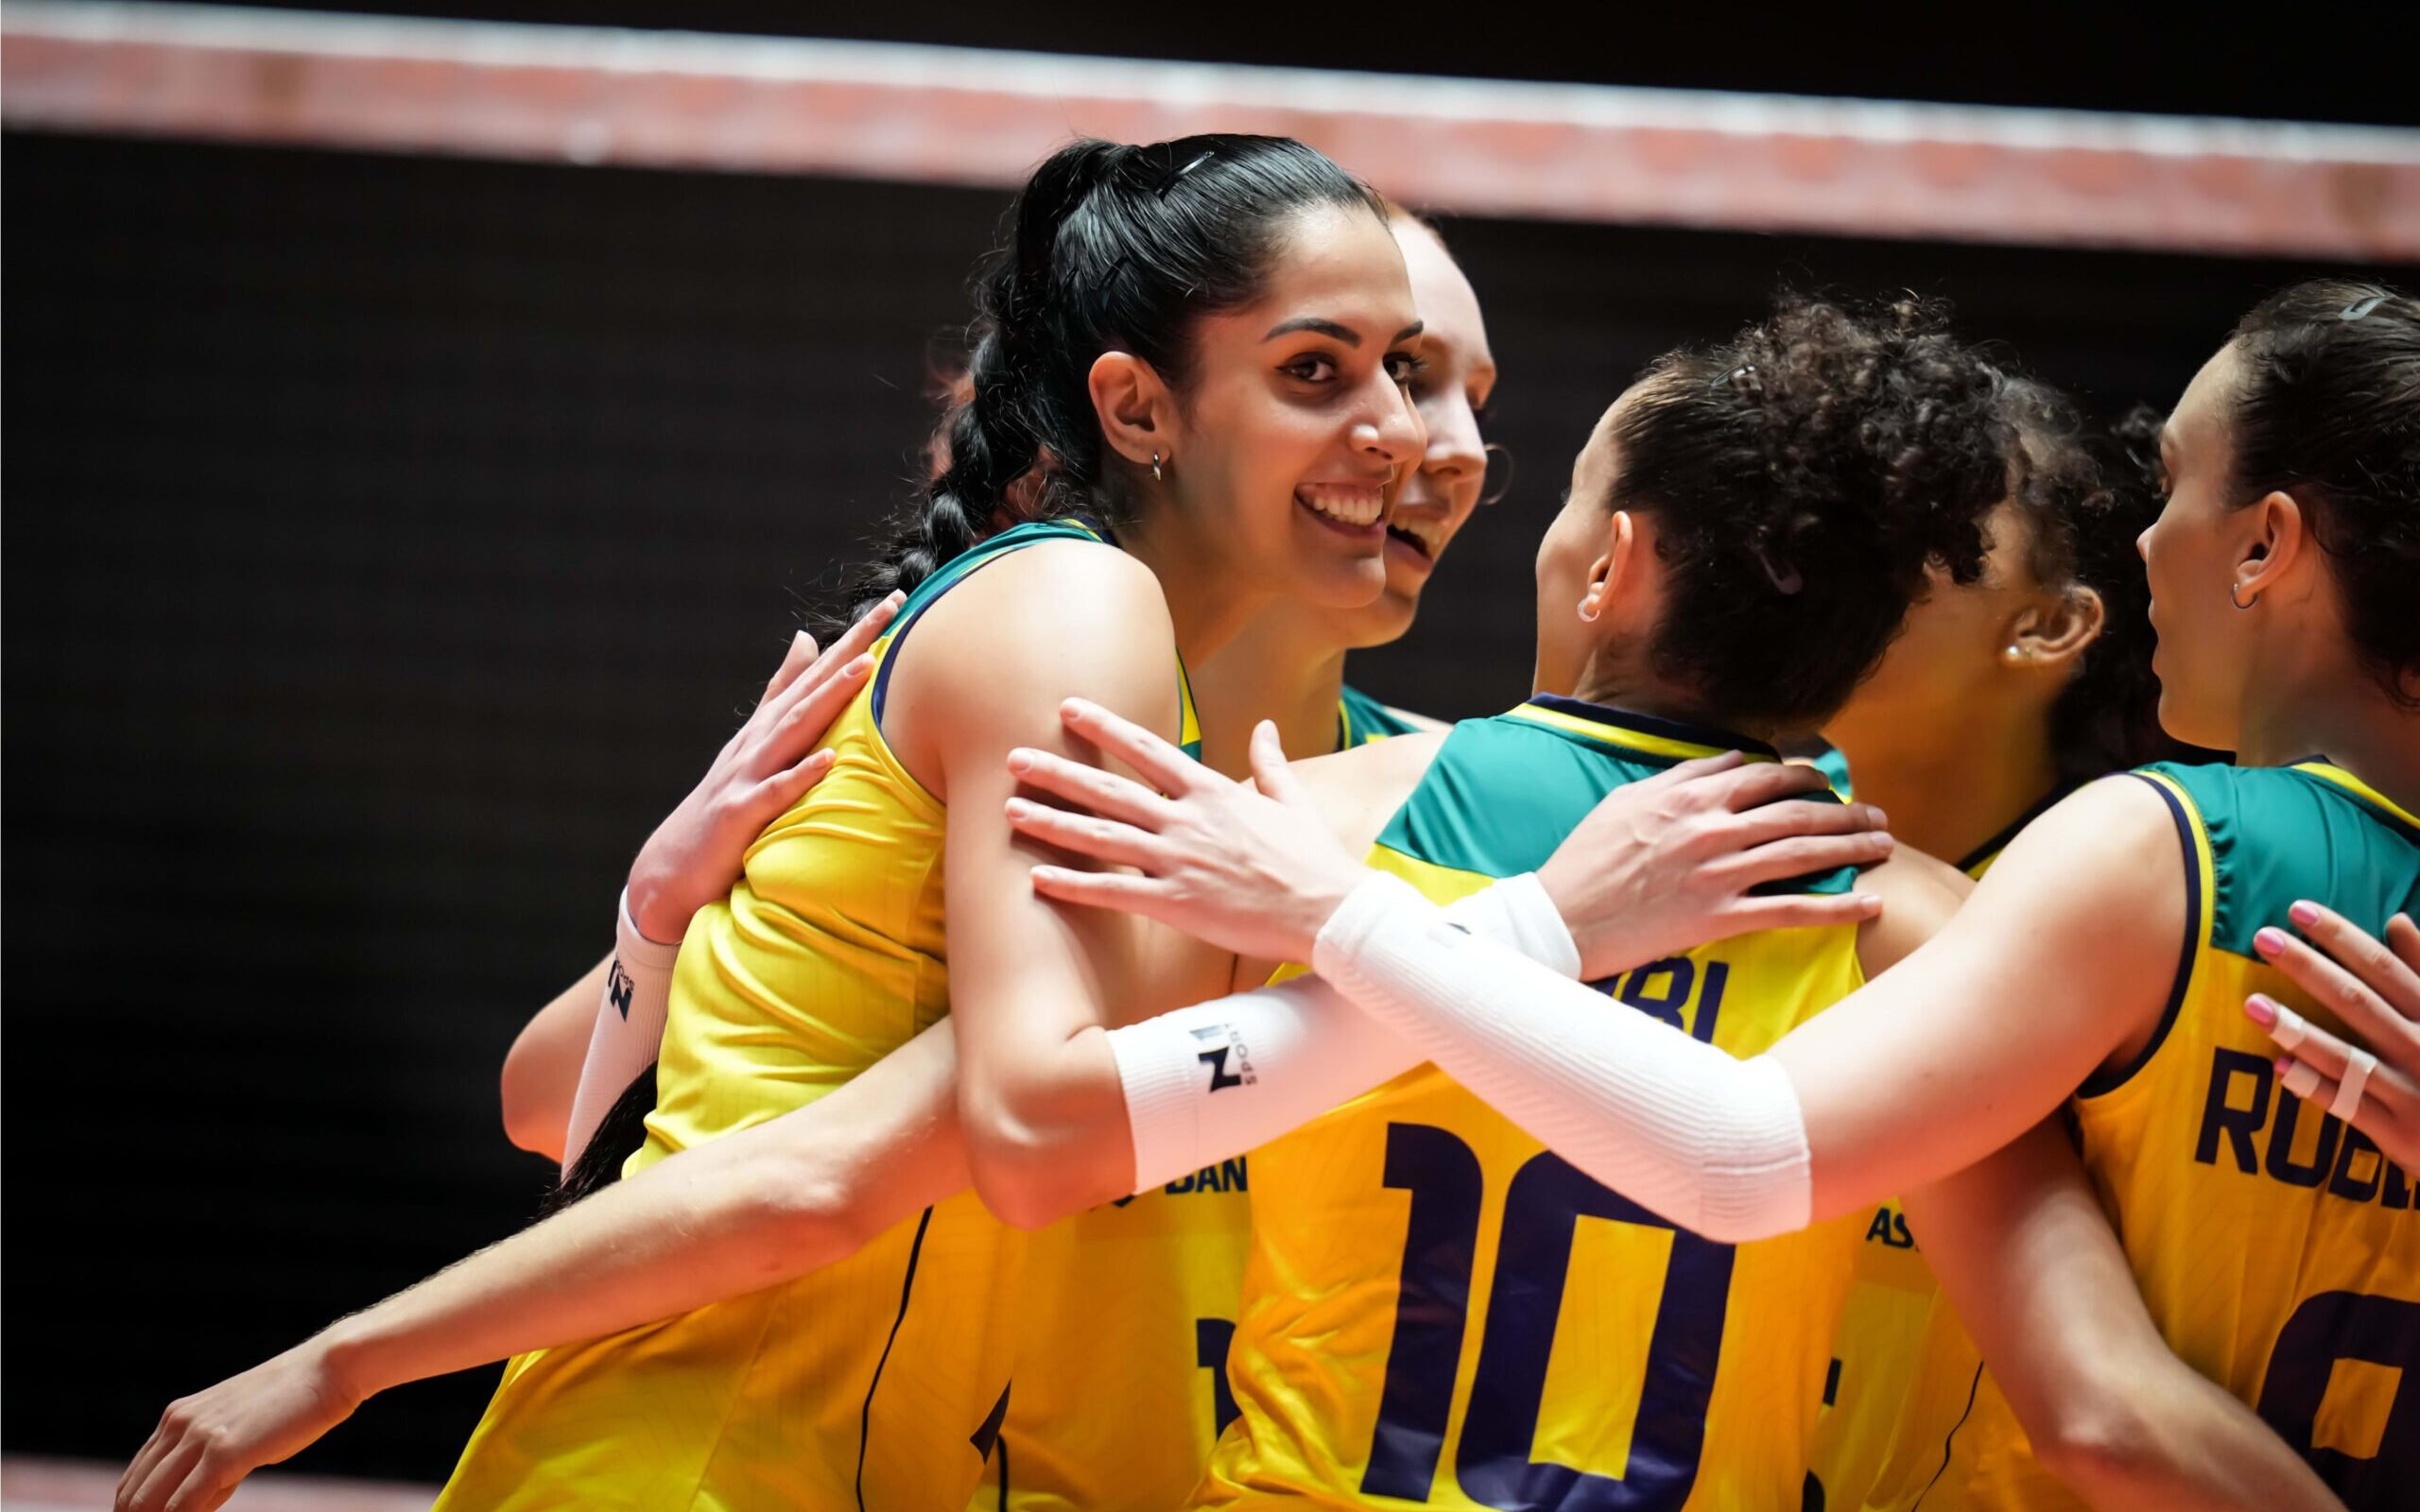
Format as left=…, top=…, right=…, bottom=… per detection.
left=2254, top=927, right=2288, bottom=958
left=2244, top=994, right=2278, bottom=1028
left=2289, top=900, right=2320, bottom=926
left=2275, top=1057, right=2296, bottom=1079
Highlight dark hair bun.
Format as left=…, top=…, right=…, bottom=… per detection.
left=1609, top=294, right=2011, bottom=730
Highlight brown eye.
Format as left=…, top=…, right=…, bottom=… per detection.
left=1386, top=352, right=1426, bottom=386
left=1285, top=355, right=1338, bottom=383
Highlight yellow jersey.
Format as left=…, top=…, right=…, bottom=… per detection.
left=1959, top=761, right=2420, bottom=1511
left=1806, top=782, right=2082, bottom=1512
left=971, top=687, right=1429, bottom=1511
left=437, top=520, right=1200, bottom=1512
left=1197, top=696, right=1871, bottom=1511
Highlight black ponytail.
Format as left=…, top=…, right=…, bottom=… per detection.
left=1604, top=295, right=2011, bottom=730
left=850, top=135, right=1389, bottom=619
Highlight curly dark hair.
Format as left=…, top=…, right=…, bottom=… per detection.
left=1995, top=380, right=2202, bottom=781
left=2225, top=279, right=2420, bottom=708
left=1606, top=295, right=2009, bottom=730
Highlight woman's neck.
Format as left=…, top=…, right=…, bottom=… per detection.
left=1191, top=606, right=1352, bottom=777
left=1829, top=709, right=2063, bottom=867
left=2237, top=674, right=2420, bottom=817
left=1115, top=503, right=1272, bottom=663
left=1566, top=665, right=1778, bottom=748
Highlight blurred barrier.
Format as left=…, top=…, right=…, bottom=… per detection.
left=2, top=1457, right=438, bottom=1510
left=5, top=1, right=2416, bottom=260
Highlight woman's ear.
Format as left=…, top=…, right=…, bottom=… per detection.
left=2235, top=488, right=2308, bottom=607
left=2007, top=584, right=2105, bottom=673
left=1088, top=351, right=1177, bottom=472
left=1579, top=509, right=1635, bottom=624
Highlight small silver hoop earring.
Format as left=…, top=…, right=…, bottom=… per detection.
left=2229, top=580, right=2258, bottom=610
left=1151, top=452, right=1165, bottom=484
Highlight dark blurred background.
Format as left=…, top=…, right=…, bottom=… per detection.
left=6, top=3, right=2417, bottom=1484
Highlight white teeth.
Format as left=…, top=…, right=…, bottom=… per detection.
left=1298, top=484, right=1383, bottom=527
left=1392, top=517, right=1443, bottom=555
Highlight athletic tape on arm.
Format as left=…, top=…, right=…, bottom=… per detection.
left=561, top=889, right=682, bottom=1167
left=1311, top=871, right=1813, bottom=1242
left=1110, top=872, right=1582, bottom=1193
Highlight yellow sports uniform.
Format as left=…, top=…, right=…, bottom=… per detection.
left=1197, top=696, right=1871, bottom=1511
left=1806, top=782, right=2082, bottom=1512
left=972, top=686, right=1431, bottom=1511
left=1957, top=761, right=2420, bottom=1511
left=438, top=520, right=1201, bottom=1512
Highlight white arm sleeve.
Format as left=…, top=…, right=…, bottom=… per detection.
left=561, top=890, right=681, bottom=1167
left=1311, top=871, right=1813, bottom=1242
left=1109, top=873, right=1581, bottom=1193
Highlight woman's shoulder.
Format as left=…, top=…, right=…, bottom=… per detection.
left=1288, top=730, right=1452, bottom=859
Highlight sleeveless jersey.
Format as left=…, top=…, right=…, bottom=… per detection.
left=1339, top=682, right=1433, bottom=747
left=437, top=520, right=1200, bottom=1512
left=1806, top=781, right=2085, bottom=1511
left=1196, top=696, right=1871, bottom=1510
left=1958, top=761, right=2420, bottom=1511
left=972, top=687, right=1434, bottom=1510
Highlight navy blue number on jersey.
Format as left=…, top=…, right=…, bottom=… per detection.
left=2256, top=1290, right=2419, bottom=1508
left=1361, top=960, right=1732, bottom=1510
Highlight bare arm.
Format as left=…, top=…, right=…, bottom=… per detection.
left=119, top=1021, right=969, bottom=1512
left=499, top=954, right=609, bottom=1161
left=1908, top=1123, right=2344, bottom=1511
left=896, top=543, right=1230, bottom=1228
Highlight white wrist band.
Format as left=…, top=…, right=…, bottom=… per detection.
left=1108, top=874, right=1581, bottom=1194
left=1312, top=871, right=1813, bottom=1242
left=561, top=888, right=683, bottom=1167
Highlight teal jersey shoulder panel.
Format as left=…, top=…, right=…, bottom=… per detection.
left=1338, top=683, right=1431, bottom=747
left=1376, top=697, right=1856, bottom=894
left=873, top=517, right=1201, bottom=762
left=2140, top=760, right=2420, bottom=955
left=1376, top=714, right=1660, bottom=879
left=1807, top=743, right=1854, bottom=800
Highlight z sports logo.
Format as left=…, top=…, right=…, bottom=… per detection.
left=1192, top=1023, right=1253, bottom=1092
left=608, top=959, right=636, bottom=1021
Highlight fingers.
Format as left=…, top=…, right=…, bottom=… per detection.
left=1005, top=747, right=1177, bottom=829
left=123, top=1432, right=206, bottom=1512
left=1247, top=721, right=1313, bottom=809
left=1715, top=831, right=1895, bottom=891
left=762, top=748, right=840, bottom=810
left=2285, top=900, right=2420, bottom=1020
left=2388, top=913, right=2420, bottom=972
left=2248, top=994, right=2414, bottom=1116
left=1006, top=797, right=1172, bottom=871
left=761, top=629, right=821, bottom=707
left=1028, top=863, right=1171, bottom=919
left=1725, top=799, right=1890, bottom=850
left=2253, top=920, right=2420, bottom=1064
left=775, top=653, right=875, bottom=748
left=1058, top=696, right=1201, bottom=793
left=767, top=593, right=900, bottom=719
left=1716, top=891, right=1886, bottom=936
left=1703, top=759, right=1854, bottom=813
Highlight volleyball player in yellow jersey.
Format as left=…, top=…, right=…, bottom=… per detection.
left=1801, top=385, right=2195, bottom=1510
left=433, top=133, right=1441, bottom=1512
left=977, top=209, right=1497, bottom=1512
left=1033, top=282, right=2413, bottom=1509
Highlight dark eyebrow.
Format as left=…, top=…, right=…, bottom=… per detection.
left=1262, top=318, right=1426, bottom=346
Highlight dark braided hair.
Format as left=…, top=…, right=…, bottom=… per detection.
left=849, top=135, right=1390, bottom=620
left=1995, top=379, right=2203, bottom=782
left=1605, top=295, right=2011, bottom=730
left=2224, top=279, right=2420, bottom=707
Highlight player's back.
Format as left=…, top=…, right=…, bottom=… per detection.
left=1197, top=696, right=1877, bottom=1510
left=1962, top=760, right=2420, bottom=1510
left=438, top=520, right=1196, bottom=1512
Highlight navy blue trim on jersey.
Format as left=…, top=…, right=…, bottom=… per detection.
left=1525, top=693, right=1781, bottom=762
left=2077, top=775, right=2202, bottom=1099
left=1953, top=780, right=2083, bottom=875
left=856, top=1205, right=937, bottom=1512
